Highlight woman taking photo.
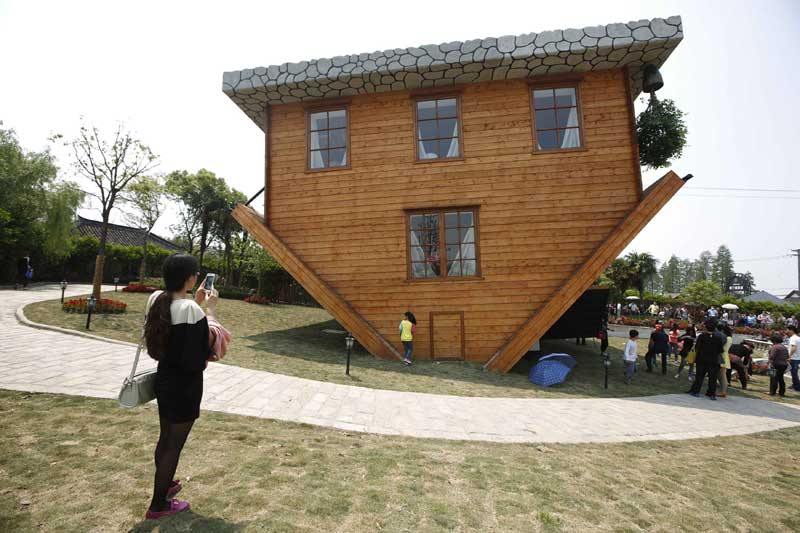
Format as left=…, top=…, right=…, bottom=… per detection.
left=143, top=254, right=226, bottom=519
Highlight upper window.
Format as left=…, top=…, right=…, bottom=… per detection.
left=408, top=208, right=478, bottom=279
left=308, top=108, right=348, bottom=170
left=532, top=86, right=582, bottom=151
left=415, top=97, right=462, bottom=160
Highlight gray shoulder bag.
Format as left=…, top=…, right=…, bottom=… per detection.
left=118, top=334, right=157, bottom=408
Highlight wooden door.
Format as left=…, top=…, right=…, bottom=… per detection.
left=430, top=311, right=465, bottom=360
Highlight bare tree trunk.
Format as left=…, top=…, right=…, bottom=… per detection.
left=224, top=237, right=233, bottom=287
left=92, top=212, right=110, bottom=298
left=199, top=207, right=209, bottom=269
left=139, top=231, right=149, bottom=283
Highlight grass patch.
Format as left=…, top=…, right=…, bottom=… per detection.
left=23, top=291, right=799, bottom=402
left=1, top=390, right=799, bottom=532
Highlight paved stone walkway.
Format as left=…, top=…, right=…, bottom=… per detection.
left=3, top=284, right=800, bottom=444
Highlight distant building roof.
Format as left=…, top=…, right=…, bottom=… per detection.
left=785, top=289, right=800, bottom=301
left=223, top=16, right=684, bottom=131
left=76, top=216, right=183, bottom=253
left=743, top=290, right=785, bottom=305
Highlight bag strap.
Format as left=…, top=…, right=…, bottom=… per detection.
left=129, top=293, right=155, bottom=380
left=127, top=332, right=146, bottom=381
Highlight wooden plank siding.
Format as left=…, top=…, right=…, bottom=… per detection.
left=484, top=171, right=687, bottom=372
left=232, top=204, right=403, bottom=361
left=258, top=68, right=650, bottom=364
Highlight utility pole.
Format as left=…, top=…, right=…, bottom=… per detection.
left=792, top=249, right=800, bottom=294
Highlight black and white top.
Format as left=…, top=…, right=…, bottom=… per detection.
left=146, top=291, right=210, bottom=374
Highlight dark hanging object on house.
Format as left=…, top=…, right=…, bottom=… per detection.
left=642, top=64, right=664, bottom=95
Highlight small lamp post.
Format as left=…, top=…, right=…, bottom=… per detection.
left=60, top=280, right=68, bottom=303
left=114, top=277, right=120, bottom=292
left=602, top=351, right=610, bottom=390
left=85, top=295, right=97, bottom=330
left=345, top=333, right=354, bottom=376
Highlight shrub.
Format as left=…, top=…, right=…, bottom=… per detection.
left=243, top=295, right=270, bottom=305
left=62, top=298, right=127, bottom=314
left=122, top=284, right=160, bottom=293
left=218, top=287, right=253, bottom=300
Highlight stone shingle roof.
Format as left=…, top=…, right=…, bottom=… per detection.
left=76, top=217, right=184, bottom=252
left=223, top=16, right=683, bottom=131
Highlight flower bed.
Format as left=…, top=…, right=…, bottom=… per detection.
left=122, top=284, right=160, bottom=293
left=243, top=295, right=270, bottom=306
left=62, top=298, right=127, bottom=314
left=614, top=316, right=690, bottom=329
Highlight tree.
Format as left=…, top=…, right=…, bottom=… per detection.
left=0, top=128, right=83, bottom=280
left=165, top=169, right=228, bottom=268
left=211, top=187, right=247, bottom=286
left=660, top=255, right=681, bottom=294
left=680, top=280, right=722, bottom=309
left=125, top=176, right=165, bottom=282
left=59, top=122, right=158, bottom=297
left=625, top=251, right=658, bottom=297
left=603, top=258, right=634, bottom=301
left=692, top=251, right=713, bottom=282
left=42, top=182, right=85, bottom=260
left=711, top=245, right=735, bottom=294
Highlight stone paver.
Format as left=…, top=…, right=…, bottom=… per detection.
left=3, top=284, right=800, bottom=443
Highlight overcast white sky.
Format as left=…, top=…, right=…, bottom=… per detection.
left=1, top=0, right=798, bottom=295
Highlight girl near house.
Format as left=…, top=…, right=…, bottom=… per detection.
left=399, top=311, right=416, bottom=365
left=143, top=254, right=229, bottom=520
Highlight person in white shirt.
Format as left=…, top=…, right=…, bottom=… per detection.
left=788, top=325, right=800, bottom=391
left=624, top=330, right=639, bottom=385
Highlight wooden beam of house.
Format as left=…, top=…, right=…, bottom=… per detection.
left=484, top=170, right=687, bottom=373
left=232, top=204, right=404, bottom=361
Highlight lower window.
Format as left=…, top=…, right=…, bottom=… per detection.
left=408, top=208, right=479, bottom=279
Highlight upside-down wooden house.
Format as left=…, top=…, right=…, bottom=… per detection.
left=225, top=16, right=687, bottom=372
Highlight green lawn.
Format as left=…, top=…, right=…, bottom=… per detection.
left=23, top=291, right=798, bottom=402
left=1, top=390, right=799, bottom=532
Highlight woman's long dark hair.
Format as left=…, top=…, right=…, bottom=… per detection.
left=404, top=311, right=417, bottom=325
left=145, top=254, right=198, bottom=360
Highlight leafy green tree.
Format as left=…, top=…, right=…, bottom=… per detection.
left=680, top=280, right=722, bottom=308
left=58, top=122, right=158, bottom=297
left=625, top=251, right=658, bottom=297
left=125, top=176, right=165, bottom=282
left=660, top=255, right=682, bottom=294
left=211, top=187, right=247, bottom=286
left=603, top=258, right=634, bottom=301
left=165, top=169, right=228, bottom=268
left=42, top=183, right=85, bottom=260
left=711, top=245, right=735, bottom=293
left=0, top=128, right=83, bottom=280
left=690, top=251, right=713, bottom=282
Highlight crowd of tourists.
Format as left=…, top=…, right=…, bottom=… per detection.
left=622, top=319, right=800, bottom=399
left=612, top=301, right=799, bottom=330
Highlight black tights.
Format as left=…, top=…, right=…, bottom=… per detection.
left=150, top=417, right=194, bottom=511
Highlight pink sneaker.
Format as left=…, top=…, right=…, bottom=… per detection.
left=167, top=480, right=182, bottom=498
left=145, top=499, right=190, bottom=520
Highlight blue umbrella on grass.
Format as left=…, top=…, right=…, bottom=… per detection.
left=529, top=353, right=577, bottom=387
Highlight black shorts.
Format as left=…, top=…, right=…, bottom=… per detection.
left=155, top=370, right=203, bottom=423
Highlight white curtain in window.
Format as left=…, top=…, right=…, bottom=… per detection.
left=418, top=141, right=437, bottom=159
left=410, top=230, right=426, bottom=277
left=447, top=227, right=475, bottom=276
left=560, top=108, right=580, bottom=148
left=443, top=120, right=460, bottom=157
left=310, top=151, right=325, bottom=168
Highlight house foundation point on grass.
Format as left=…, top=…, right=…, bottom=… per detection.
left=223, top=16, right=688, bottom=372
